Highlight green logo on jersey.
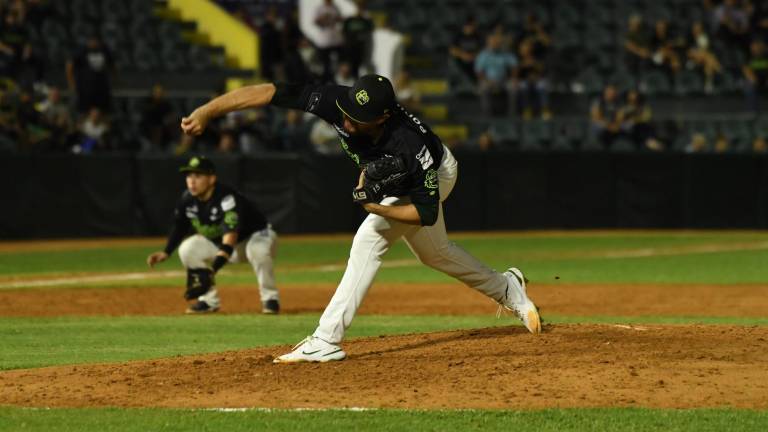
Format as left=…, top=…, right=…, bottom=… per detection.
left=224, top=211, right=238, bottom=229
left=191, top=218, right=224, bottom=239
left=340, top=138, right=361, bottom=166
left=424, top=169, right=438, bottom=189
left=355, top=90, right=369, bottom=105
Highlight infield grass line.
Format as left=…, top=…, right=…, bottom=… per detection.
left=0, top=407, right=766, bottom=432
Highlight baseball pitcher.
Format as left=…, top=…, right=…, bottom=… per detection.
left=146, top=156, right=280, bottom=314
left=181, top=75, right=540, bottom=362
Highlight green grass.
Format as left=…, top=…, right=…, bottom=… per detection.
left=4, top=232, right=768, bottom=287
left=0, top=408, right=766, bottom=432
left=2, top=314, right=766, bottom=371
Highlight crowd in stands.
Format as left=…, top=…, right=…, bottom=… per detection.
left=3, top=0, right=768, bottom=155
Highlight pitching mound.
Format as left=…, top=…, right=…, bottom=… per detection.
left=1, top=324, right=766, bottom=409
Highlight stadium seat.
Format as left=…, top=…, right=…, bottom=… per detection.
left=610, top=137, right=636, bottom=152
left=675, top=70, right=703, bottom=96
left=521, top=120, right=552, bottom=150
left=639, top=70, right=672, bottom=95
left=488, top=120, right=520, bottom=146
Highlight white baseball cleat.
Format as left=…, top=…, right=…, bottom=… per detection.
left=273, top=336, right=347, bottom=364
left=499, top=267, right=542, bottom=334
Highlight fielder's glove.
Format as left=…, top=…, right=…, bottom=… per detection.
left=352, top=155, right=408, bottom=204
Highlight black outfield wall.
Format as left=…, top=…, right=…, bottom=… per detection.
left=1, top=152, right=766, bottom=238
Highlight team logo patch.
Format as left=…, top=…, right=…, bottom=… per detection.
left=307, top=92, right=322, bottom=112
left=190, top=157, right=200, bottom=167
left=221, top=195, right=236, bottom=211
left=224, top=211, right=238, bottom=228
left=416, top=145, right=434, bottom=170
left=355, top=90, right=369, bottom=106
left=424, top=169, right=438, bottom=189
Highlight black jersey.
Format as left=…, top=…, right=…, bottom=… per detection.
left=272, top=83, right=445, bottom=225
left=163, top=183, right=268, bottom=255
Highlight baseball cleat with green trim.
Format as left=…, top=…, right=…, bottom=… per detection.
left=273, top=336, right=347, bottom=363
left=499, top=267, right=541, bottom=334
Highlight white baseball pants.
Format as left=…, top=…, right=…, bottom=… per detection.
left=313, top=146, right=509, bottom=344
left=178, top=226, right=279, bottom=306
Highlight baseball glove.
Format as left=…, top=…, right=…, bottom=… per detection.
left=352, top=155, right=408, bottom=204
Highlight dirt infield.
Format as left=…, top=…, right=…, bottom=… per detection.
left=2, top=282, right=767, bottom=317
left=2, top=281, right=767, bottom=409
left=1, top=324, right=766, bottom=409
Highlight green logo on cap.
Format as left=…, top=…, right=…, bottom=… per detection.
left=355, top=90, right=369, bottom=106
left=190, top=157, right=200, bottom=167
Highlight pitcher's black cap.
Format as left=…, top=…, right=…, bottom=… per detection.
left=336, top=74, right=395, bottom=124
left=179, top=156, right=216, bottom=174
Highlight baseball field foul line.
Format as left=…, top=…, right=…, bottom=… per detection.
left=0, top=259, right=421, bottom=290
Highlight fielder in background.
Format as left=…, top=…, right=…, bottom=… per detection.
left=180, top=75, right=541, bottom=362
left=146, top=156, right=280, bottom=314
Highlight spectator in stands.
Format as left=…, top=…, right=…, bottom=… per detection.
left=139, top=84, right=176, bottom=151
left=712, top=0, right=750, bottom=53
left=217, top=131, right=237, bottom=154
left=650, top=20, right=682, bottom=76
left=309, top=117, right=342, bottom=155
left=516, top=13, right=551, bottom=59
left=15, top=42, right=44, bottom=90
left=590, top=84, right=623, bottom=149
left=714, top=134, right=730, bottom=153
left=620, top=90, right=662, bottom=151
left=335, top=61, right=356, bottom=86
left=259, top=6, right=282, bottom=81
left=393, top=70, right=422, bottom=113
left=686, top=21, right=722, bottom=93
left=313, top=0, right=344, bottom=82
left=223, top=108, right=273, bottom=154
left=274, top=110, right=308, bottom=152
left=288, top=36, right=324, bottom=82
left=750, top=0, right=768, bottom=42
left=342, top=0, right=374, bottom=77
left=0, top=8, right=27, bottom=78
left=743, top=39, right=768, bottom=111
left=449, top=16, right=484, bottom=83
left=625, top=14, right=652, bottom=73
left=77, top=107, right=110, bottom=153
left=753, top=136, right=767, bottom=152
left=15, top=89, right=50, bottom=151
left=514, top=39, right=551, bottom=120
left=66, top=36, right=114, bottom=114
left=0, top=85, right=20, bottom=151
left=39, top=86, right=74, bottom=150
left=685, top=132, right=709, bottom=153
left=475, top=33, right=518, bottom=116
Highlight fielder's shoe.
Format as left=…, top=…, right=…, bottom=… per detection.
left=262, top=299, right=280, bottom=315
left=498, top=267, right=542, bottom=334
left=185, top=300, right=220, bottom=314
left=273, top=336, right=347, bottom=364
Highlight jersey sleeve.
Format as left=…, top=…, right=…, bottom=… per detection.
left=219, top=194, right=242, bottom=235
left=403, top=140, right=441, bottom=226
left=163, top=198, right=191, bottom=255
left=271, top=83, right=343, bottom=124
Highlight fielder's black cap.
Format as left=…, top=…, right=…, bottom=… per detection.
left=179, top=156, right=216, bottom=174
left=336, top=74, right=395, bottom=124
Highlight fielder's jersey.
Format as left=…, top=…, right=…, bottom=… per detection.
left=163, top=183, right=267, bottom=255
left=272, top=83, right=445, bottom=226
